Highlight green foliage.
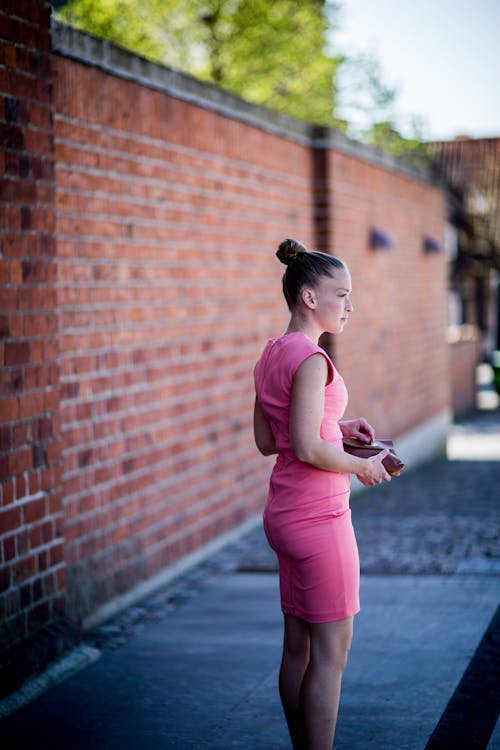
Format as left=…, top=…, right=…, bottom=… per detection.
left=56, top=0, right=430, bottom=159
left=361, top=120, right=433, bottom=171
left=56, top=0, right=177, bottom=64
left=56, top=0, right=343, bottom=125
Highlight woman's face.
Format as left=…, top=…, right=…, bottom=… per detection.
left=311, top=267, right=353, bottom=334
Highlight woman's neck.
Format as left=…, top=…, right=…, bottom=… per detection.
left=285, top=315, right=322, bottom=342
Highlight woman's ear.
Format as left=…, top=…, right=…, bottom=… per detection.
left=301, top=287, right=316, bottom=309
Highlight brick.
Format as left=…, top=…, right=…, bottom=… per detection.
left=0, top=261, right=9, bottom=284
left=0, top=239, right=28, bottom=267
left=3, top=42, right=16, bottom=68
left=0, top=122, right=24, bottom=149
left=5, top=341, right=30, bottom=366
left=0, top=368, right=23, bottom=396
left=49, top=542, right=64, bottom=567
left=1, top=479, right=15, bottom=506
left=0, top=425, right=12, bottom=451
left=13, top=554, right=36, bottom=584
left=29, top=523, right=42, bottom=549
left=0, top=13, right=13, bottom=40
left=13, top=421, right=30, bottom=447
left=49, top=468, right=62, bottom=494
left=15, top=472, right=29, bottom=501
left=40, top=519, right=54, bottom=545
left=37, top=548, right=48, bottom=571
left=0, top=453, right=8, bottom=483
left=28, top=103, right=52, bottom=133
left=27, top=1, right=43, bottom=24
left=8, top=446, right=32, bottom=475
left=33, top=414, right=50, bottom=446
left=0, top=397, right=19, bottom=422
left=23, top=495, right=46, bottom=524
left=8, top=260, right=23, bottom=284
left=33, top=462, right=49, bottom=495
left=43, top=389, right=59, bottom=414
left=18, top=391, right=44, bottom=419
left=3, top=535, right=16, bottom=562
left=8, top=314, right=23, bottom=338
left=23, top=312, right=49, bottom=337
left=41, top=467, right=54, bottom=492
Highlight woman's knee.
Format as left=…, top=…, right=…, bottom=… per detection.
left=310, top=618, right=353, bottom=672
left=332, top=641, right=351, bottom=673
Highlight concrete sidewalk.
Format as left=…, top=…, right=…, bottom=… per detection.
left=1, top=408, right=499, bottom=749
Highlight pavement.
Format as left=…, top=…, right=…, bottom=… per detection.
left=1, top=401, right=499, bottom=749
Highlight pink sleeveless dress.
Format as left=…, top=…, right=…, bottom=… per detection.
left=254, top=332, right=360, bottom=623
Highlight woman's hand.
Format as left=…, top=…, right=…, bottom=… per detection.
left=340, top=418, right=375, bottom=444
left=342, top=418, right=391, bottom=485
left=356, top=450, right=391, bottom=486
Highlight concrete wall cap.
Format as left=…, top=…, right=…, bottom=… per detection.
left=51, top=19, right=436, bottom=185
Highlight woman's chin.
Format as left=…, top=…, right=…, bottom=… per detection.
left=332, top=320, right=347, bottom=334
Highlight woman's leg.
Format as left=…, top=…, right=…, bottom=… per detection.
left=300, top=616, right=353, bottom=750
left=279, top=614, right=310, bottom=750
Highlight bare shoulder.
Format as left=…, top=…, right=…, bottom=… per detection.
left=294, top=352, right=328, bottom=387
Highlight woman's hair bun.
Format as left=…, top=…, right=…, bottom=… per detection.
left=276, top=238, right=307, bottom=266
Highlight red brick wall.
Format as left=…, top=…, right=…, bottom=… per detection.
left=328, top=149, right=449, bottom=436
left=0, top=1, right=64, bottom=647
left=53, top=56, right=314, bottom=619
left=1, top=10, right=450, bottom=643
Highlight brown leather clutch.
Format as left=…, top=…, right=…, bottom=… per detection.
left=342, top=437, right=405, bottom=477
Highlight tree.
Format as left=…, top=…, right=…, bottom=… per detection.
left=361, top=119, right=433, bottom=171
left=55, top=0, right=431, bottom=163
left=55, top=0, right=345, bottom=126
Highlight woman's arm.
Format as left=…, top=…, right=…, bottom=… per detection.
left=289, top=354, right=390, bottom=485
left=253, top=397, right=278, bottom=456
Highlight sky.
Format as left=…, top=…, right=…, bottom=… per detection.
left=332, top=0, right=500, bottom=141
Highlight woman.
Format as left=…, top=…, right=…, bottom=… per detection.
left=253, top=238, right=390, bottom=750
